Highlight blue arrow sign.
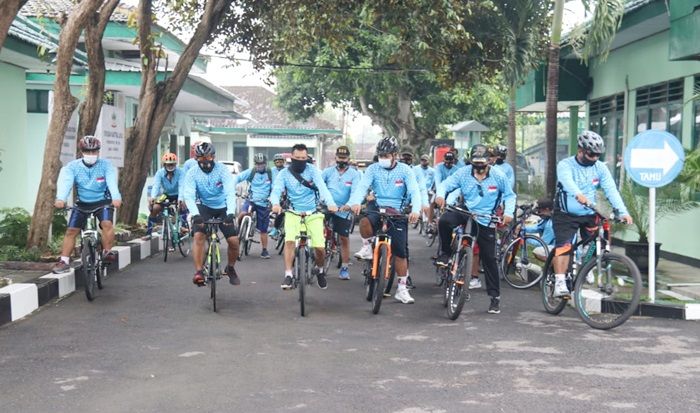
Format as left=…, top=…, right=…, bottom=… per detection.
left=623, top=130, right=685, bottom=188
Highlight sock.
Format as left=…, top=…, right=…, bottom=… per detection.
left=397, top=276, right=408, bottom=288
left=60, top=256, right=69, bottom=264
left=341, top=263, right=349, bottom=269
left=361, top=237, right=370, bottom=246
left=555, top=273, right=566, bottom=281
left=316, top=265, right=324, bottom=274
left=285, top=270, right=293, bottom=277
left=146, top=216, right=157, bottom=233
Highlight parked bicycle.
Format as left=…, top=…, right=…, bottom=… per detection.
left=499, top=204, right=550, bottom=289
left=159, top=198, right=191, bottom=262
left=540, top=204, right=641, bottom=330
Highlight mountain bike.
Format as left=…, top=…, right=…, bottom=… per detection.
left=75, top=205, right=113, bottom=301
left=540, top=205, right=641, bottom=330
left=499, top=204, right=549, bottom=289
left=159, top=198, right=191, bottom=262
left=201, top=218, right=224, bottom=312
left=285, top=209, right=322, bottom=317
left=237, top=196, right=259, bottom=260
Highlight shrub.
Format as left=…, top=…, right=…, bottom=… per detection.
left=0, top=208, right=31, bottom=247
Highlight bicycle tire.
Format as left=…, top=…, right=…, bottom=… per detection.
left=209, top=243, right=217, bottom=312
left=502, top=235, right=548, bottom=289
left=426, top=232, right=437, bottom=247
left=95, top=239, right=104, bottom=290
left=574, top=252, right=641, bottom=330
left=447, top=247, right=472, bottom=320
left=81, top=241, right=96, bottom=301
left=323, top=237, right=334, bottom=274
left=178, top=231, right=191, bottom=257
left=364, top=260, right=374, bottom=301
left=276, top=232, right=285, bottom=254
left=383, top=259, right=396, bottom=297
left=441, top=266, right=450, bottom=307
left=541, top=251, right=567, bottom=315
left=297, top=246, right=307, bottom=317
left=238, top=218, right=249, bottom=260
left=371, top=244, right=389, bottom=314
left=162, top=217, right=170, bottom=262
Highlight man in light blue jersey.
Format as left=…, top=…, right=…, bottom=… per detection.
left=349, top=137, right=421, bottom=304
left=416, top=154, right=436, bottom=193
left=181, top=140, right=202, bottom=176
left=435, top=144, right=516, bottom=314
left=271, top=143, right=338, bottom=290
left=268, top=153, right=288, bottom=239
left=144, top=152, right=186, bottom=240
left=322, top=146, right=362, bottom=280
left=490, top=144, right=515, bottom=189
left=551, top=131, right=632, bottom=298
left=236, top=153, right=274, bottom=258
left=182, top=142, right=241, bottom=286
left=52, top=136, right=122, bottom=273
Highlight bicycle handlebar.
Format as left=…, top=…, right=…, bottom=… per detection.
left=444, top=204, right=502, bottom=224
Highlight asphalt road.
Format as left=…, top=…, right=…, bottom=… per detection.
left=1, top=230, right=699, bottom=412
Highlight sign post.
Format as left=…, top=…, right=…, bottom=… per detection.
left=623, top=130, right=685, bottom=302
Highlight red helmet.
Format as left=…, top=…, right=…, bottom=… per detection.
left=79, top=135, right=101, bottom=151
left=162, top=152, right=178, bottom=164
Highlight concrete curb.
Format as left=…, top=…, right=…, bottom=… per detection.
left=0, top=234, right=163, bottom=328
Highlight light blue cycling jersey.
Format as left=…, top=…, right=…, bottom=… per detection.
left=322, top=165, right=362, bottom=218
left=493, top=162, right=515, bottom=189
left=150, top=167, right=183, bottom=198
left=409, top=166, right=429, bottom=207
left=434, top=162, right=462, bottom=187
left=437, top=165, right=516, bottom=227
left=271, top=166, right=286, bottom=183
left=236, top=167, right=272, bottom=206
left=270, top=164, right=336, bottom=213
left=182, top=162, right=237, bottom=213
left=348, top=162, right=421, bottom=214
left=56, top=158, right=121, bottom=203
left=182, top=158, right=198, bottom=176
left=525, top=217, right=554, bottom=246
left=414, top=164, right=436, bottom=190
left=555, top=156, right=629, bottom=217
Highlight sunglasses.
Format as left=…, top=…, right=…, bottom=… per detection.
left=584, top=150, right=602, bottom=159
left=476, top=183, right=484, bottom=197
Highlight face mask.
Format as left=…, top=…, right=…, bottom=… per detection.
left=337, top=161, right=348, bottom=169
left=165, top=165, right=176, bottom=172
left=472, top=163, right=487, bottom=174
left=82, top=155, right=98, bottom=166
left=496, top=159, right=504, bottom=165
left=290, top=158, right=306, bottom=174
left=578, top=154, right=596, bottom=167
left=198, top=160, right=215, bottom=173
left=421, top=163, right=428, bottom=169
left=256, top=165, right=266, bottom=173
left=444, top=163, right=453, bottom=169
left=378, top=158, right=392, bottom=169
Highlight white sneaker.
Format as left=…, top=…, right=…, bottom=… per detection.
left=468, top=277, right=482, bottom=289
left=394, top=287, right=415, bottom=304
left=554, top=279, right=570, bottom=298
left=354, top=244, right=373, bottom=260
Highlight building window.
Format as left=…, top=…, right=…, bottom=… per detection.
left=26, top=90, right=49, bottom=113
left=635, top=79, right=684, bottom=139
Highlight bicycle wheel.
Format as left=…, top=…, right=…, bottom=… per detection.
left=371, top=244, right=389, bottom=314
left=541, top=251, right=567, bottom=315
left=95, top=240, right=104, bottom=290
left=441, top=266, right=450, bottom=307
left=323, top=237, right=335, bottom=274
left=178, top=230, right=191, bottom=257
left=502, top=235, right=548, bottom=289
left=81, top=241, right=96, bottom=301
left=238, top=218, right=249, bottom=260
left=296, top=247, right=307, bottom=317
left=426, top=231, right=437, bottom=247
left=162, top=216, right=170, bottom=262
left=383, top=258, right=396, bottom=298
left=447, top=247, right=472, bottom=320
left=209, top=244, right=218, bottom=312
left=574, top=252, right=641, bottom=330
left=276, top=231, right=285, bottom=254
left=364, top=260, right=374, bottom=301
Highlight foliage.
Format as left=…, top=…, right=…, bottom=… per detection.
left=0, top=208, right=32, bottom=247
left=567, top=0, right=625, bottom=64
left=0, top=245, right=42, bottom=262
left=677, top=148, right=700, bottom=196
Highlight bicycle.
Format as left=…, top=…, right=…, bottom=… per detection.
left=159, top=198, right=191, bottom=262
left=357, top=208, right=406, bottom=315
left=237, top=197, right=259, bottom=260
left=499, top=204, right=550, bottom=289
left=285, top=209, right=321, bottom=317
left=201, top=218, right=224, bottom=312
left=540, top=205, right=641, bottom=330
left=74, top=205, right=114, bottom=301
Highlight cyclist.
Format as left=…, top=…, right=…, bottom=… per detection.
left=525, top=198, right=555, bottom=261
left=182, top=140, right=202, bottom=175
left=348, top=137, right=421, bottom=304
left=551, top=131, right=632, bottom=297
left=491, top=144, right=515, bottom=189
left=268, top=154, right=287, bottom=239
left=435, top=144, right=516, bottom=314
left=415, top=154, right=436, bottom=196
left=144, top=153, right=186, bottom=240
left=235, top=153, right=273, bottom=259
left=322, top=146, right=362, bottom=280
left=182, top=142, right=241, bottom=286
left=271, top=143, right=338, bottom=290
left=52, top=136, right=121, bottom=273
left=399, top=151, right=429, bottom=290
left=452, top=147, right=467, bottom=168
left=429, top=151, right=462, bottom=233
left=272, top=153, right=286, bottom=179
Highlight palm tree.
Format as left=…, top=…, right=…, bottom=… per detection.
left=544, top=0, right=625, bottom=198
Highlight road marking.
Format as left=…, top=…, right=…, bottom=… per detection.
left=178, top=351, right=204, bottom=358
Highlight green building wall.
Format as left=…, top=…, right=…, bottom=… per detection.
left=0, top=62, right=30, bottom=211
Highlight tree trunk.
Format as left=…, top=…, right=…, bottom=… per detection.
left=118, top=0, right=233, bottom=225
left=507, top=86, right=517, bottom=185
left=26, top=0, right=104, bottom=249
left=0, top=0, right=28, bottom=52
left=77, top=0, right=120, bottom=139
left=544, top=0, right=564, bottom=199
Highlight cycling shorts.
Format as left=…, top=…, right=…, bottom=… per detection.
left=68, top=200, right=114, bottom=229
left=242, top=200, right=271, bottom=233
left=284, top=211, right=324, bottom=249
left=193, top=205, right=238, bottom=239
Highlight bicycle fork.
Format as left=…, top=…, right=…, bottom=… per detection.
left=371, top=238, right=392, bottom=280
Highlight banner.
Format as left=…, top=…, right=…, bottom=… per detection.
left=95, top=105, right=125, bottom=167
left=59, top=109, right=79, bottom=165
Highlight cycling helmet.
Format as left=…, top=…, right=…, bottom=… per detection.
left=194, top=142, right=215, bottom=157
left=253, top=153, right=267, bottom=164
left=161, top=152, right=177, bottom=164
left=273, top=153, right=285, bottom=161
left=577, top=130, right=605, bottom=154
left=470, top=144, right=490, bottom=163
left=376, top=136, right=399, bottom=155
left=79, top=135, right=101, bottom=151
left=495, top=144, right=507, bottom=158
left=420, top=154, right=430, bottom=161
left=443, top=151, right=455, bottom=161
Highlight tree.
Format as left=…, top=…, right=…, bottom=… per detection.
left=117, top=0, right=233, bottom=225
left=544, top=0, right=624, bottom=197
left=27, top=0, right=105, bottom=249
left=0, top=0, right=28, bottom=52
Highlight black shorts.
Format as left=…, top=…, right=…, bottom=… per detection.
left=365, top=204, right=408, bottom=259
left=68, top=200, right=114, bottom=229
left=193, top=205, right=238, bottom=238
left=552, top=210, right=598, bottom=254
left=325, top=213, right=352, bottom=237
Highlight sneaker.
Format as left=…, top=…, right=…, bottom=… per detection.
left=435, top=254, right=451, bottom=266
left=141, top=234, right=152, bottom=241
left=354, top=244, right=373, bottom=260
left=468, top=277, right=482, bottom=290
left=339, top=266, right=350, bottom=280
left=225, top=265, right=240, bottom=285
left=554, top=278, right=570, bottom=298
left=261, top=249, right=271, bottom=259
left=315, top=268, right=328, bottom=289
left=103, top=251, right=118, bottom=265
left=394, top=287, right=415, bottom=304
left=281, top=274, right=294, bottom=290
left=192, top=271, right=205, bottom=286
left=488, top=296, right=501, bottom=314
left=52, top=260, right=70, bottom=274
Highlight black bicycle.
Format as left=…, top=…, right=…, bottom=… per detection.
left=201, top=218, right=224, bottom=312
left=285, top=209, right=321, bottom=317
left=499, top=204, right=549, bottom=289
left=75, top=206, right=114, bottom=301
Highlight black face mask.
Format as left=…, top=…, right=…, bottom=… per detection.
left=290, top=158, right=306, bottom=174
left=198, top=160, right=215, bottom=173
left=577, top=154, right=596, bottom=167
left=337, top=161, right=348, bottom=169
left=472, top=163, right=487, bottom=174
left=496, top=159, right=504, bottom=165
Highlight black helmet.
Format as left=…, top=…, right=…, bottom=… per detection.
left=443, top=151, right=455, bottom=161
left=194, top=142, right=215, bottom=157
left=495, top=144, right=507, bottom=158
left=376, top=136, right=399, bottom=155
left=470, top=144, right=490, bottom=163
left=253, top=153, right=267, bottom=163
left=79, top=135, right=101, bottom=151
left=577, top=130, right=605, bottom=154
